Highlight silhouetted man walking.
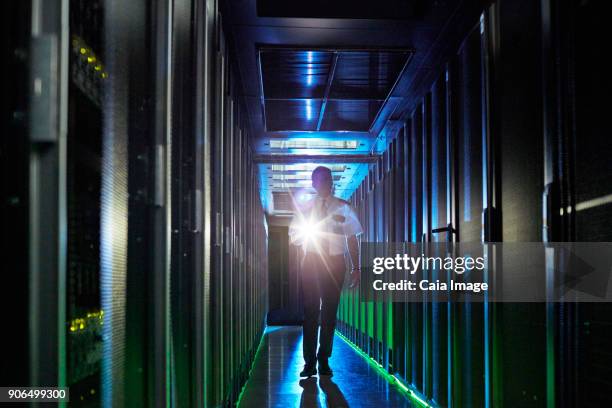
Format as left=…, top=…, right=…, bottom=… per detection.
left=289, top=166, right=363, bottom=377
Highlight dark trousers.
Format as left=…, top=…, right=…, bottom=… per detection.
left=301, top=252, right=346, bottom=365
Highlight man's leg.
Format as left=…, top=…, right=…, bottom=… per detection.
left=301, top=254, right=321, bottom=367
left=318, top=256, right=345, bottom=362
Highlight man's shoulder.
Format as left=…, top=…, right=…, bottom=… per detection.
left=332, top=196, right=351, bottom=205
left=334, top=197, right=356, bottom=213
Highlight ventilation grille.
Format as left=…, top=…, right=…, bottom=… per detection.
left=272, top=192, right=295, bottom=212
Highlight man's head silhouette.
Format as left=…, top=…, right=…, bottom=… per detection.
left=311, top=166, right=333, bottom=198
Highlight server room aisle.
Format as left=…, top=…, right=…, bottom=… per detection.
left=238, top=327, right=415, bottom=408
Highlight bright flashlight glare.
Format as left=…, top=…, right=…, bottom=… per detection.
left=297, top=220, right=320, bottom=242
left=289, top=213, right=326, bottom=250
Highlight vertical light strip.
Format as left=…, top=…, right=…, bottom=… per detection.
left=305, top=99, right=312, bottom=120
left=165, top=1, right=174, bottom=405
left=201, top=0, right=213, bottom=404
left=431, top=122, right=439, bottom=232
left=58, top=0, right=69, bottom=400
left=480, top=12, right=489, bottom=215
left=545, top=247, right=556, bottom=408
left=483, top=242, right=492, bottom=408
left=306, top=51, right=313, bottom=86
left=480, top=11, right=492, bottom=408
left=445, top=67, right=453, bottom=406
left=463, top=127, right=471, bottom=222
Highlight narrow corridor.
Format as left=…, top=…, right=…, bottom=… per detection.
left=6, top=0, right=612, bottom=406
left=238, top=327, right=415, bottom=408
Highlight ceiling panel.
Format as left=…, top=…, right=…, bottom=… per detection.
left=256, top=0, right=417, bottom=19
left=265, top=99, right=322, bottom=131
left=260, top=47, right=411, bottom=133
left=320, top=100, right=383, bottom=131
left=330, top=51, right=411, bottom=100
left=260, top=49, right=333, bottom=99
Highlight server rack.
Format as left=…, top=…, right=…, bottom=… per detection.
left=20, top=0, right=269, bottom=406
left=541, top=1, right=612, bottom=406
left=337, top=0, right=612, bottom=407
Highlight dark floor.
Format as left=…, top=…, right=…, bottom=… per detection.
left=238, top=326, right=415, bottom=408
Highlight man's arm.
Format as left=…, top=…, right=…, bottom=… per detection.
left=347, top=234, right=360, bottom=288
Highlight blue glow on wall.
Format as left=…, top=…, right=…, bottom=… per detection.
left=464, top=130, right=472, bottom=221
left=306, top=99, right=313, bottom=120
left=306, top=51, right=313, bottom=86
left=432, top=132, right=439, bottom=233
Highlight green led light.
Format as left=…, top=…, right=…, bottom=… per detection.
left=236, top=327, right=267, bottom=407
left=392, top=375, right=409, bottom=392
left=409, top=390, right=431, bottom=407
left=335, top=331, right=434, bottom=408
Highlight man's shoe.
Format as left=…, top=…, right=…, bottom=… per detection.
left=299, top=364, right=317, bottom=377
left=318, top=359, right=333, bottom=376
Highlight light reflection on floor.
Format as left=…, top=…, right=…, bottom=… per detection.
left=239, top=326, right=415, bottom=408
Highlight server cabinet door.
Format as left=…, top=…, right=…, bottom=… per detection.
left=452, top=25, right=486, bottom=408
left=486, top=1, right=547, bottom=406
left=211, top=42, right=226, bottom=404
left=427, top=74, right=450, bottom=407
left=407, top=103, right=424, bottom=392
left=565, top=1, right=612, bottom=406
